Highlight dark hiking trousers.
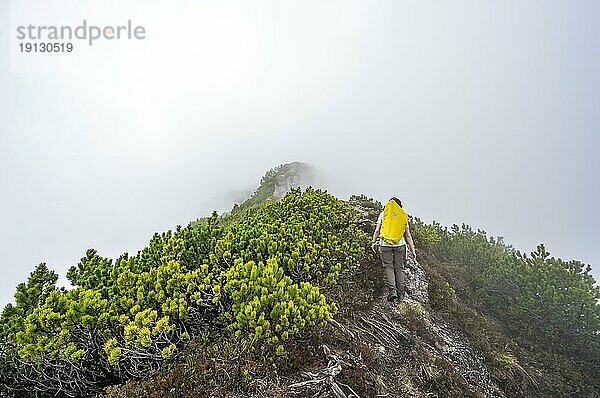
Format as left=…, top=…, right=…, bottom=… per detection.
left=380, top=245, right=407, bottom=297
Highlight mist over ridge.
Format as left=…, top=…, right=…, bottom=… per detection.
left=1, top=0, right=599, bottom=312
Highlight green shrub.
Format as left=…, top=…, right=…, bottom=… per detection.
left=411, top=218, right=600, bottom=363
left=224, top=258, right=335, bottom=354
left=0, top=188, right=369, bottom=397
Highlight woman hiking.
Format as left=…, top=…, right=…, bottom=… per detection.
left=371, top=197, right=417, bottom=302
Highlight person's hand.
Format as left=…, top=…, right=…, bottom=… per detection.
left=371, top=242, right=379, bottom=253
left=409, top=248, right=417, bottom=264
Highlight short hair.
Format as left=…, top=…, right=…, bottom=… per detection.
left=390, top=197, right=402, bottom=208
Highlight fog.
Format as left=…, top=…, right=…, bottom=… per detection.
left=1, top=0, right=599, bottom=306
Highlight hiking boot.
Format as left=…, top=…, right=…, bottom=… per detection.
left=387, top=290, right=398, bottom=302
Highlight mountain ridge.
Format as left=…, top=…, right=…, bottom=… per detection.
left=1, top=163, right=598, bottom=398
left=102, top=164, right=599, bottom=397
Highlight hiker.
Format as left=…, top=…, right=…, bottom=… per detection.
left=371, top=197, right=416, bottom=302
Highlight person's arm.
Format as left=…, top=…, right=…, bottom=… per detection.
left=371, top=222, right=381, bottom=253
left=404, top=224, right=416, bottom=258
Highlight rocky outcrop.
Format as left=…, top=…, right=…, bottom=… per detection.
left=270, top=162, right=316, bottom=200
left=233, top=162, right=318, bottom=213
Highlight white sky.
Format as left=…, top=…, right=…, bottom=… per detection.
left=1, top=0, right=599, bottom=306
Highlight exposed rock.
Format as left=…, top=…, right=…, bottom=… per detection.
left=234, top=162, right=318, bottom=212
left=432, top=321, right=505, bottom=398
left=348, top=195, right=381, bottom=234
